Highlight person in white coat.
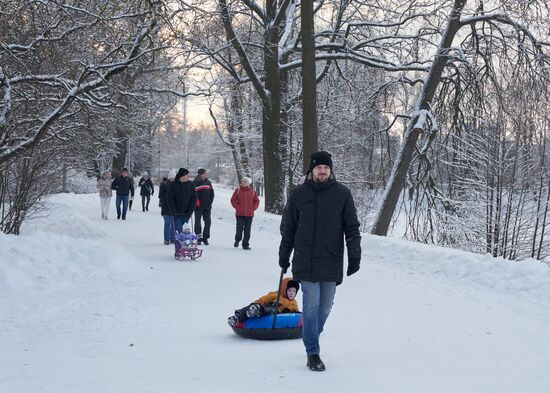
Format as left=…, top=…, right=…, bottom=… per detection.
left=96, top=170, right=113, bottom=219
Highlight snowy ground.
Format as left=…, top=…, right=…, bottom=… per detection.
left=1, top=185, right=549, bottom=393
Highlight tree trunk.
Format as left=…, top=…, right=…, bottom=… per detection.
left=371, top=0, right=468, bottom=236
left=263, top=0, right=284, bottom=214
left=226, top=88, right=245, bottom=181
left=301, top=0, right=318, bottom=173
left=112, top=125, right=128, bottom=176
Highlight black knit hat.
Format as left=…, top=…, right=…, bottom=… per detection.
left=176, top=168, right=189, bottom=178
left=286, top=280, right=300, bottom=292
left=197, top=168, right=207, bottom=175
left=308, top=151, right=333, bottom=173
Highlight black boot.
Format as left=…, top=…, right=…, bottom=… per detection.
left=234, top=308, right=246, bottom=322
left=307, top=355, right=326, bottom=371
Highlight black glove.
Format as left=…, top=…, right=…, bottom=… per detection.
left=347, top=259, right=360, bottom=276
left=279, top=258, right=290, bottom=274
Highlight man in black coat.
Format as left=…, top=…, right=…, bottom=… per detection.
left=193, top=168, right=214, bottom=245
left=279, top=151, right=361, bottom=372
left=111, top=167, right=135, bottom=220
left=158, top=173, right=173, bottom=245
left=167, top=168, right=197, bottom=236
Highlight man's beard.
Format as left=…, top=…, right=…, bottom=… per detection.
left=313, top=174, right=329, bottom=183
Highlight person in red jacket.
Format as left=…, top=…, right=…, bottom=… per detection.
left=230, top=177, right=260, bottom=250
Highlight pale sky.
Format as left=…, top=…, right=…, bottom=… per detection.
left=185, top=96, right=213, bottom=127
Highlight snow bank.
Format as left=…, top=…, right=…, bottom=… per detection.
left=26, top=192, right=108, bottom=239
left=0, top=231, right=137, bottom=290
left=368, top=235, right=550, bottom=306
left=1, top=192, right=138, bottom=291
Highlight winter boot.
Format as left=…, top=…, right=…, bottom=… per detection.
left=227, top=316, right=238, bottom=327
left=234, top=309, right=246, bottom=322
left=234, top=241, right=239, bottom=248
left=246, top=303, right=262, bottom=318
left=202, top=238, right=209, bottom=245
left=307, top=355, right=326, bottom=371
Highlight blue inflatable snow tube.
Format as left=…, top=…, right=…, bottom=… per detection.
left=244, top=313, right=301, bottom=329
left=232, top=313, right=302, bottom=340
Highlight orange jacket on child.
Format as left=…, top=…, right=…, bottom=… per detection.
left=253, top=277, right=299, bottom=313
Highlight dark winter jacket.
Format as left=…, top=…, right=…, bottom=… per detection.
left=279, top=177, right=361, bottom=283
left=167, top=176, right=197, bottom=219
left=158, top=179, right=171, bottom=216
left=194, top=176, right=214, bottom=210
left=139, top=177, right=154, bottom=196
left=111, top=175, right=135, bottom=197
left=231, top=186, right=260, bottom=217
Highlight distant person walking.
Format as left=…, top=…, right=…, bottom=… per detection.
left=167, top=168, right=197, bottom=236
left=111, top=168, right=135, bottom=220
left=194, top=168, right=214, bottom=245
left=158, top=170, right=175, bottom=245
left=96, top=170, right=112, bottom=220
left=279, top=151, right=362, bottom=372
left=138, top=172, right=155, bottom=212
left=230, top=177, right=259, bottom=250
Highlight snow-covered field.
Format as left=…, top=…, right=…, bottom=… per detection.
left=1, top=185, right=549, bottom=393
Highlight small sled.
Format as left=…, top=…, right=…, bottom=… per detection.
left=174, top=246, right=203, bottom=261
left=231, top=313, right=302, bottom=340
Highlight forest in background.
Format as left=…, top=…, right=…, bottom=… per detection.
left=1, top=0, right=549, bottom=263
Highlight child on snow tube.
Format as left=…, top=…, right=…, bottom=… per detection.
left=228, top=277, right=300, bottom=327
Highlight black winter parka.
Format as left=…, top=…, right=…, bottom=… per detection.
left=279, top=177, right=361, bottom=283
left=138, top=177, right=154, bottom=196
left=167, top=179, right=196, bottom=219
left=111, top=176, right=135, bottom=197
left=158, top=180, right=171, bottom=216
left=193, top=176, right=214, bottom=210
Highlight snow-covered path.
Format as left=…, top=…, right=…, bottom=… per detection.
left=1, top=185, right=549, bottom=393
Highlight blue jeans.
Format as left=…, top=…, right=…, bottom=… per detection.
left=163, top=215, right=173, bottom=242
left=301, top=281, right=337, bottom=356
left=115, top=195, right=129, bottom=219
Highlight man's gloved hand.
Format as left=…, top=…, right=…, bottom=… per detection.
left=347, top=259, right=360, bottom=276
left=279, top=258, right=290, bottom=274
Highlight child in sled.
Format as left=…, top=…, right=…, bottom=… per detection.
left=175, top=223, right=198, bottom=250
left=228, top=277, right=300, bottom=326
